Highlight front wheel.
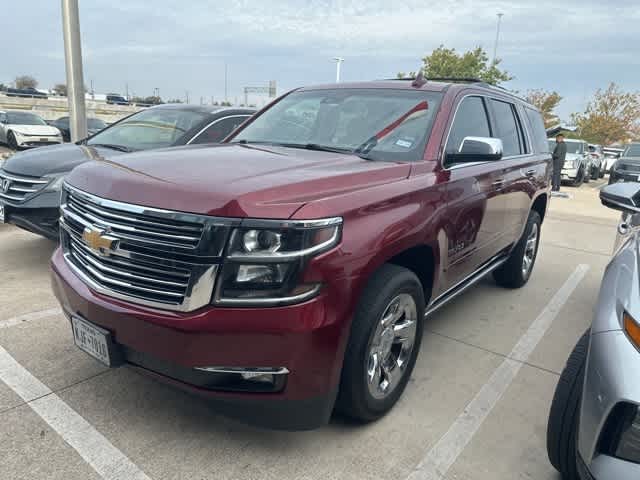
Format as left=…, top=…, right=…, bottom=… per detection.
left=7, top=131, right=18, bottom=150
left=572, top=168, right=584, bottom=187
left=336, top=264, right=425, bottom=422
left=546, top=330, right=589, bottom=480
left=493, top=210, right=541, bottom=288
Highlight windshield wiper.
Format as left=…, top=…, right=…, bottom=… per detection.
left=280, top=143, right=353, bottom=154
left=88, top=143, right=133, bottom=153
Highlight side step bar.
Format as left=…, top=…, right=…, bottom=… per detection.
left=425, top=254, right=509, bottom=317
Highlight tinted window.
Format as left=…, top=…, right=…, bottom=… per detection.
left=191, top=116, right=249, bottom=144
left=624, top=144, right=640, bottom=157
left=524, top=108, right=548, bottom=153
left=490, top=100, right=522, bottom=157
left=565, top=142, right=584, bottom=154
left=233, top=89, right=443, bottom=162
left=6, top=112, right=47, bottom=126
left=445, top=96, right=491, bottom=155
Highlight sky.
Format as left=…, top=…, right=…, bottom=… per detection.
left=2, top=0, right=639, bottom=121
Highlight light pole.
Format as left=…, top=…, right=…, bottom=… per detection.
left=492, top=13, right=504, bottom=66
left=332, top=57, right=344, bottom=83
left=61, top=0, right=87, bottom=142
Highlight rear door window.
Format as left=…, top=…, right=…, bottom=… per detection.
left=445, top=96, right=492, bottom=156
left=490, top=99, right=522, bottom=157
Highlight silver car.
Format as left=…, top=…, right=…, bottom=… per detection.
left=547, top=181, right=640, bottom=479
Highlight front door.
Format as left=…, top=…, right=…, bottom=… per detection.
left=440, top=95, right=506, bottom=292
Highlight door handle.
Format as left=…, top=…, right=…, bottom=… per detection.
left=524, top=169, right=536, bottom=177
left=492, top=179, right=505, bottom=188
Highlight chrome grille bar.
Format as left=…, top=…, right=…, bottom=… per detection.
left=0, top=170, right=49, bottom=202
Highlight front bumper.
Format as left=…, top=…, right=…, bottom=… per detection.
left=561, top=167, right=579, bottom=181
left=1, top=190, right=62, bottom=240
left=578, top=330, right=640, bottom=479
left=14, top=133, right=62, bottom=148
left=50, top=248, right=350, bottom=430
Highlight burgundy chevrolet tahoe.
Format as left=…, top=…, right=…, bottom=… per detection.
left=51, top=79, right=551, bottom=430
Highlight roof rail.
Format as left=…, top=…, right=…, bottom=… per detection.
left=384, top=77, right=485, bottom=84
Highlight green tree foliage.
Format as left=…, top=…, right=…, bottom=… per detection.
left=525, top=90, right=562, bottom=128
left=398, top=45, right=512, bottom=85
left=15, top=75, right=38, bottom=89
left=571, top=83, right=640, bottom=145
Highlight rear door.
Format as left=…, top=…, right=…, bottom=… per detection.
left=487, top=99, right=542, bottom=248
left=442, top=94, right=507, bottom=290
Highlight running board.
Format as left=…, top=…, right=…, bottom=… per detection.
left=425, top=254, right=509, bottom=317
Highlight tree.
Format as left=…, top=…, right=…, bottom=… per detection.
left=131, top=95, right=163, bottom=105
left=0, top=83, right=7, bottom=92
left=398, top=45, right=513, bottom=85
left=52, top=83, right=67, bottom=96
left=525, top=90, right=562, bottom=128
left=571, top=83, right=640, bottom=145
left=166, top=98, right=183, bottom=104
left=15, top=75, right=38, bottom=89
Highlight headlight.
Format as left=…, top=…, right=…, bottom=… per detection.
left=44, top=174, right=66, bottom=192
left=214, top=217, right=342, bottom=306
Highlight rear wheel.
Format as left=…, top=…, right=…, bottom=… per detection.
left=337, top=264, right=425, bottom=422
left=599, top=167, right=605, bottom=179
left=493, top=210, right=541, bottom=288
left=547, top=330, right=589, bottom=480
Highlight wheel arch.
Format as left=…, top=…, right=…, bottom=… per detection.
left=531, top=193, right=548, bottom=223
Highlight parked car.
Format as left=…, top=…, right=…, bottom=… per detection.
left=106, top=94, right=129, bottom=105
left=0, top=110, right=63, bottom=149
left=609, top=143, right=640, bottom=184
left=588, top=144, right=605, bottom=179
left=603, top=147, right=624, bottom=173
left=6, top=87, right=48, bottom=99
left=0, top=105, right=255, bottom=239
left=547, top=181, right=640, bottom=480
left=50, top=79, right=551, bottom=430
left=49, top=116, right=107, bottom=142
left=549, top=138, right=591, bottom=186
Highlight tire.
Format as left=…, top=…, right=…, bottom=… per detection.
left=599, top=167, right=605, bottom=179
left=336, top=264, right=425, bottom=422
left=493, top=210, right=541, bottom=288
left=546, top=330, right=589, bottom=480
left=7, top=131, right=18, bottom=150
left=584, top=167, right=591, bottom=183
left=572, top=168, right=584, bottom=187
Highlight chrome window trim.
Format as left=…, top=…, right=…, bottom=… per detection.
left=187, top=115, right=251, bottom=145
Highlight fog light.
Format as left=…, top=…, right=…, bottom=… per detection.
left=616, top=407, right=640, bottom=463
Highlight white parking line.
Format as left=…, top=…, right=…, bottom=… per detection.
left=0, top=345, right=151, bottom=480
left=0, top=307, right=62, bottom=329
left=406, top=264, right=590, bottom=480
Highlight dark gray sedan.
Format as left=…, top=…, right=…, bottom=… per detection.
left=0, top=104, right=255, bottom=239
left=547, top=181, right=640, bottom=479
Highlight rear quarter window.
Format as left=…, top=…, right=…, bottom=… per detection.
left=524, top=108, right=549, bottom=154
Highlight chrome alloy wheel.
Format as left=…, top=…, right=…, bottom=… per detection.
left=522, top=222, right=539, bottom=277
left=366, top=293, right=417, bottom=400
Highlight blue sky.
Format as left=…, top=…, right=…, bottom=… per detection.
left=2, top=1, right=639, bottom=121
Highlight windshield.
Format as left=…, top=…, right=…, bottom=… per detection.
left=87, top=108, right=208, bottom=150
left=232, top=89, right=443, bottom=162
left=88, top=118, right=106, bottom=129
left=624, top=144, right=640, bottom=157
left=6, top=112, right=47, bottom=126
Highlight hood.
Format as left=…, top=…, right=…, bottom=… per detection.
left=10, top=124, right=61, bottom=137
left=2, top=143, right=124, bottom=177
left=66, top=143, right=412, bottom=219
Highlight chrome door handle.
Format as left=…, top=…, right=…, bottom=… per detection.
left=492, top=179, right=505, bottom=188
left=525, top=169, right=536, bottom=177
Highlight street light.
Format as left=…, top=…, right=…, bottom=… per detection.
left=332, top=57, right=344, bottom=83
left=61, top=0, right=87, bottom=142
left=492, top=13, right=504, bottom=66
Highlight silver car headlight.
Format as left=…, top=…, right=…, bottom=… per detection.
left=44, top=174, right=66, bottom=192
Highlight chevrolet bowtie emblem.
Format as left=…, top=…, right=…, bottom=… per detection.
left=82, top=227, right=119, bottom=256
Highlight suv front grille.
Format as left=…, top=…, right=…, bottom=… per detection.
left=0, top=170, right=49, bottom=202
left=59, top=184, right=237, bottom=312
left=619, top=162, right=640, bottom=173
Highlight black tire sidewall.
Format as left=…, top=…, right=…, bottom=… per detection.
left=338, top=264, right=425, bottom=421
left=493, top=210, right=541, bottom=288
left=7, top=131, right=18, bottom=150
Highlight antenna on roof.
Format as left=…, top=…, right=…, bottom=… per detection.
left=411, top=70, right=427, bottom=88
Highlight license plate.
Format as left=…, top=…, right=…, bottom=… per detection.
left=72, top=316, right=112, bottom=366
left=40, top=137, right=48, bottom=142
left=0, top=205, right=4, bottom=223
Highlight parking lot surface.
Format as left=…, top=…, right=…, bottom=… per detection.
left=0, top=178, right=618, bottom=480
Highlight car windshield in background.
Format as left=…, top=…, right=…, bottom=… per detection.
left=86, top=108, right=208, bottom=151
left=565, top=142, right=583, bottom=154
left=232, top=89, right=443, bottom=162
left=624, top=144, right=640, bottom=157
left=88, top=118, right=106, bottom=129
left=7, top=112, right=47, bottom=126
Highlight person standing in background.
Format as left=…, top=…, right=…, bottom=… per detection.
left=552, top=134, right=567, bottom=192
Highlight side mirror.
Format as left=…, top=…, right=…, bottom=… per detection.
left=447, top=137, right=503, bottom=164
left=600, top=182, right=640, bottom=214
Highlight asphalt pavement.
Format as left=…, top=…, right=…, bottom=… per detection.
left=0, top=177, right=619, bottom=480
